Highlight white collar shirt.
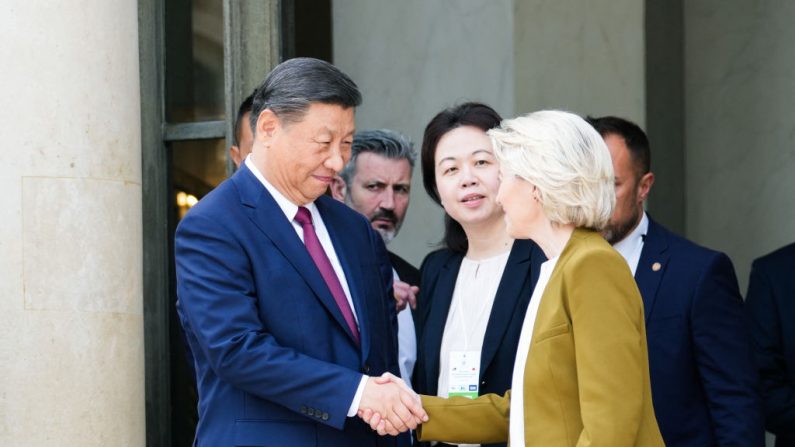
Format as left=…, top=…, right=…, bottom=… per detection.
left=612, top=212, right=649, bottom=275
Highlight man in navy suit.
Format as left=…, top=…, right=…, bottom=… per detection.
left=175, top=58, right=426, bottom=446
left=746, top=242, right=795, bottom=447
left=588, top=116, right=763, bottom=446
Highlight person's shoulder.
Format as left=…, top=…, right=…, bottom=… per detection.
left=565, top=229, right=627, bottom=272
left=648, top=218, right=726, bottom=264
left=177, top=177, right=238, bottom=228
left=420, top=247, right=457, bottom=271
left=512, top=238, right=545, bottom=258
left=646, top=219, right=741, bottom=292
left=316, top=194, right=369, bottom=226
left=388, top=251, right=418, bottom=272
left=752, top=241, right=795, bottom=271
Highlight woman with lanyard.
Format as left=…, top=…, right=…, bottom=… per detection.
left=410, top=103, right=546, bottom=447
left=363, top=110, right=663, bottom=446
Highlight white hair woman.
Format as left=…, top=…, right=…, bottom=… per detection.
left=362, top=110, right=664, bottom=446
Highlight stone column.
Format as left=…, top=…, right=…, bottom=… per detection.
left=0, top=1, right=145, bottom=445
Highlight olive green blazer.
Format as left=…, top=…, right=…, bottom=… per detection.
left=418, top=229, right=664, bottom=446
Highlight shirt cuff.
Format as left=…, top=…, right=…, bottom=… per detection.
left=347, top=375, right=369, bottom=417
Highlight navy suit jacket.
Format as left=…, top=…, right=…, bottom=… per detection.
left=413, top=239, right=546, bottom=447
left=637, top=218, right=763, bottom=446
left=746, top=242, right=795, bottom=447
left=175, top=164, right=401, bottom=447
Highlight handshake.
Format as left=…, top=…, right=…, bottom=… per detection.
left=357, top=372, right=428, bottom=436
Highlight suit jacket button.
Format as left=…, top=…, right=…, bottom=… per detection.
left=481, top=381, right=486, bottom=386
left=300, top=406, right=307, bottom=414
left=322, top=412, right=329, bottom=421
left=363, top=364, right=371, bottom=373
left=308, top=408, right=315, bottom=416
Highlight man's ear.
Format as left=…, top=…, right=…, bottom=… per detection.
left=256, top=109, right=279, bottom=140
left=638, top=171, right=655, bottom=202
left=330, top=176, right=347, bottom=202
left=229, top=145, right=242, bottom=168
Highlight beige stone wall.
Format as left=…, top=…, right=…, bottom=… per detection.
left=0, top=1, right=145, bottom=445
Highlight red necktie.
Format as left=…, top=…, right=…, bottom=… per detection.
left=294, top=207, right=360, bottom=345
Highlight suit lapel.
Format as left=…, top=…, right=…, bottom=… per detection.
left=422, top=253, right=463, bottom=396
left=635, top=218, right=670, bottom=321
left=234, top=166, right=360, bottom=348
left=479, top=240, right=535, bottom=375
left=317, top=197, right=369, bottom=358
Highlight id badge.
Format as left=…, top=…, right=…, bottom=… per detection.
left=447, top=351, right=481, bottom=399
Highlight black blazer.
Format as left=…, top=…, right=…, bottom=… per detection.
left=746, top=242, right=795, bottom=447
left=389, top=251, right=421, bottom=287
left=413, top=239, right=545, bottom=447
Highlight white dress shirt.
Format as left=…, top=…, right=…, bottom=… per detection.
left=612, top=212, right=649, bottom=275
left=394, top=268, right=417, bottom=389
left=245, top=156, right=367, bottom=416
left=509, top=256, right=559, bottom=447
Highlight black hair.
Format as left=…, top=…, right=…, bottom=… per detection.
left=250, top=57, right=362, bottom=132
left=233, top=92, right=255, bottom=146
left=586, top=115, right=651, bottom=177
left=420, top=102, right=503, bottom=254
left=339, top=129, right=416, bottom=186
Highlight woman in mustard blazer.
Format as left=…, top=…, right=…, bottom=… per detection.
left=363, top=110, right=664, bottom=446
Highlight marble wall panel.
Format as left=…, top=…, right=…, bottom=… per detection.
left=333, top=0, right=514, bottom=265
left=685, top=0, right=795, bottom=290
left=514, top=0, right=645, bottom=123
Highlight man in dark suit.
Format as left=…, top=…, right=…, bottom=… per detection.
left=746, top=242, right=795, bottom=447
left=588, top=116, right=764, bottom=446
left=175, top=58, right=426, bottom=446
left=331, top=129, right=420, bottom=389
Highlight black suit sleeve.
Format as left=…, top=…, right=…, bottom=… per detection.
left=746, top=258, right=795, bottom=437
left=369, top=227, right=402, bottom=380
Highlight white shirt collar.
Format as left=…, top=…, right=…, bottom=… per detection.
left=613, top=212, right=649, bottom=274
left=244, top=154, right=319, bottom=221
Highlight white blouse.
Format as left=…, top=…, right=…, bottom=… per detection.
left=509, top=256, right=559, bottom=447
left=437, top=250, right=511, bottom=447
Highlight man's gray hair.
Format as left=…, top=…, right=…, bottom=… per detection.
left=249, top=57, right=362, bottom=131
left=339, top=129, right=416, bottom=186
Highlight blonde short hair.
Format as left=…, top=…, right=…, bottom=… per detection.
left=489, top=110, right=615, bottom=230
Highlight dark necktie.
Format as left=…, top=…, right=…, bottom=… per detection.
left=294, top=206, right=360, bottom=345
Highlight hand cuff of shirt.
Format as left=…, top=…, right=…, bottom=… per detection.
left=347, top=375, right=368, bottom=417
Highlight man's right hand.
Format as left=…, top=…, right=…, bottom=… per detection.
left=358, top=375, right=427, bottom=435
